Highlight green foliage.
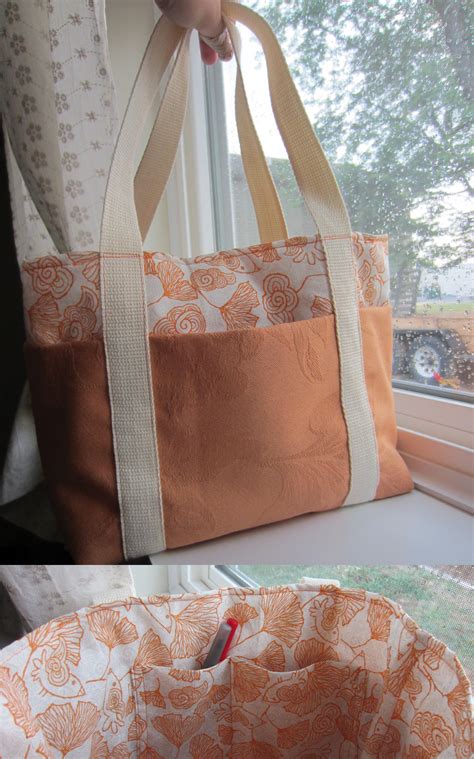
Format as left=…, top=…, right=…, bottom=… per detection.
left=252, top=0, right=473, bottom=272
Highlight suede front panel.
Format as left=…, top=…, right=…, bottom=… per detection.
left=25, top=305, right=413, bottom=562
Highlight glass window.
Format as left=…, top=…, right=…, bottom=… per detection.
left=208, top=1, right=473, bottom=397
left=221, top=565, right=474, bottom=684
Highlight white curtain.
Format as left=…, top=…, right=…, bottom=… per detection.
left=0, top=565, right=135, bottom=647
left=0, top=0, right=119, bottom=505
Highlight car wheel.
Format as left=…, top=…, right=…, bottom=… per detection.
left=407, top=334, right=453, bottom=384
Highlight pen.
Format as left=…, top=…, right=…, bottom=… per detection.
left=201, top=618, right=238, bottom=668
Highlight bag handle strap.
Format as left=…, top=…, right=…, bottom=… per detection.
left=133, top=24, right=288, bottom=243
left=223, top=2, right=379, bottom=505
left=100, top=16, right=192, bottom=559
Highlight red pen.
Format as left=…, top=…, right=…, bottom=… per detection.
left=202, top=618, right=238, bottom=668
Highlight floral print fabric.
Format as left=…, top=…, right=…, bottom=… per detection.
left=0, top=586, right=471, bottom=758
left=21, top=233, right=390, bottom=345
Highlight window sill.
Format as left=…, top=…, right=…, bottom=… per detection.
left=149, top=489, right=473, bottom=565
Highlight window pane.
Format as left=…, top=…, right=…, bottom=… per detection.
left=216, top=1, right=473, bottom=396
left=228, top=565, right=474, bottom=684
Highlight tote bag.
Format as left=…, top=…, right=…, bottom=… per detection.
left=21, top=2, right=413, bottom=562
left=0, top=584, right=471, bottom=757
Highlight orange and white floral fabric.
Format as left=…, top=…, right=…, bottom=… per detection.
left=0, top=586, right=471, bottom=758
left=21, top=233, right=389, bottom=345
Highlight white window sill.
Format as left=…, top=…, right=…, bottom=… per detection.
left=149, top=489, right=473, bottom=565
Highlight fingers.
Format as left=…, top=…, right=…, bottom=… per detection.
left=155, top=0, right=233, bottom=63
left=199, top=28, right=233, bottom=63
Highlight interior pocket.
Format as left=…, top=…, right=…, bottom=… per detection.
left=132, top=658, right=231, bottom=756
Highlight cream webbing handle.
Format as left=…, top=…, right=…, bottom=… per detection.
left=100, top=16, right=191, bottom=559
left=223, top=2, right=379, bottom=504
left=134, top=27, right=287, bottom=243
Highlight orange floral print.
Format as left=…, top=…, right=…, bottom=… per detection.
left=60, top=286, right=99, bottom=341
left=223, top=603, right=258, bottom=626
left=294, top=639, right=339, bottom=669
left=233, top=661, right=269, bottom=703
left=169, top=669, right=201, bottom=682
left=24, top=256, right=73, bottom=298
left=195, top=251, right=246, bottom=272
left=132, top=630, right=172, bottom=673
left=151, top=713, right=204, bottom=748
left=190, top=267, right=235, bottom=291
left=87, top=610, right=138, bottom=650
left=311, top=295, right=333, bottom=317
left=367, top=598, right=393, bottom=642
left=311, top=703, right=341, bottom=739
left=252, top=641, right=285, bottom=672
left=219, top=282, right=259, bottom=331
left=277, top=719, right=310, bottom=748
left=37, top=701, right=100, bottom=756
left=189, top=733, right=223, bottom=759
left=153, top=304, right=206, bottom=336
left=27, top=614, right=83, bottom=666
left=170, top=596, right=220, bottom=659
left=262, top=273, right=298, bottom=325
left=139, top=678, right=165, bottom=708
left=248, top=242, right=281, bottom=263
left=360, top=717, right=401, bottom=756
left=284, top=236, right=325, bottom=265
left=154, top=261, right=197, bottom=301
left=231, top=740, right=281, bottom=758
left=169, top=682, right=208, bottom=709
left=412, top=712, right=454, bottom=755
left=28, top=293, right=61, bottom=345
left=261, top=589, right=304, bottom=646
left=69, top=252, right=100, bottom=289
left=0, top=666, right=38, bottom=738
left=90, top=731, right=130, bottom=759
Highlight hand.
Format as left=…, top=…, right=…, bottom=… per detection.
left=155, top=0, right=233, bottom=65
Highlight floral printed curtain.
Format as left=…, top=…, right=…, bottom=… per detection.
left=0, top=565, right=135, bottom=647
left=0, top=0, right=119, bottom=503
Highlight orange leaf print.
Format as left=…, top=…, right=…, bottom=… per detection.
left=261, top=590, right=304, bottom=646
left=272, top=681, right=321, bottom=718
left=319, top=589, right=366, bottom=632
left=87, top=610, right=138, bottom=649
left=311, top=703, right=341, bottom=738
left=223, top=603, right=258, bottom=626
left=231, top=740, right=281, bottom=759
left=28, top=614, right=84, bottom=665
left=169, top=669, right=201, bottom=682
left=138, top=748, right=166, bottom=759
left=195, top=251, right=250, bottom=272
left=37, top=701, right=100, bottom=756
left=90, top=731, right=130, bottom=759
left=0, top=666, right=38, bottom=738
left=311, top=295, right=333, bottom=317
left=24, top=255, right=73, bottom=298
left=252, top=641, right=285, bottom=672
left=153, top=304, right=206, bottom=336
left=124, top=696, right=135, bottom=716
left=143, top=252, right=157, bottom=275
left=69, top=252, right=100, bottom=289
left=139, top=678, right=165, bottom=708
left=387, top=649, right=419, bottom=698
left=170, top=596, right=220, bottom=659
left=189, top=734, right=224, bottom=759
left=128, top=714, right=146, bottom=741
left=233, top=661, right=269, bottom=703
left=220, top=282, right=259, bottom=331
left=248, top=242, right=281, bottom=263
left=277, top=720, right=310, bottom=749
left=217, top=724, right=235, bottom=745
left=412, top=712, right=454, bottom=755
left=190, top=267, right=235, bottom=291
left=422, top=638, right=447, bottom=670
left=169, top=682, right=208, bottom=709
left=28, top=293, right=61, bottom=344
left=407, top=747, right=431, bottom=759
left=295, top=638, right=339, bottom=669
left=133, top=630, right=172, bottom=672
left=367, top=598, right=393, bottom=642
left=155, top=261, right=197, bottom=301
left=151, top=713, right=204, bottom=748
left=308, top=663, right=348, bottom=698
left=447, top=681, right=471, bottom=726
